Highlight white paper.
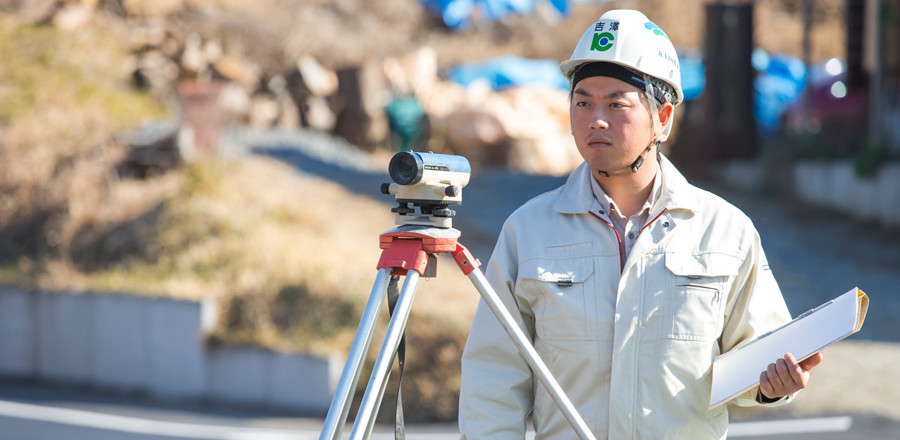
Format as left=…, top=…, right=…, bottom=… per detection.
left=710, top=287, right=867, bottom=408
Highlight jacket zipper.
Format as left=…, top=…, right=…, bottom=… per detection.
left=640, top=208, right=669, bottom=233
left=589, top=207, right=669, bottom=438
left=589, top=211, right=625, bottom=272
left=590, top=208, right=669, bottom=273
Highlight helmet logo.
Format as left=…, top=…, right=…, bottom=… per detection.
left=591, top=32, right=615, bottom=52
left=643, top=21, right=670, bottom=41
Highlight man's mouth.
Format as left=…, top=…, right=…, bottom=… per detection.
left=586, top=137, right=612, bottom=148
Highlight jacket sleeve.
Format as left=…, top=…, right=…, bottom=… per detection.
left=720, top=227, right=795, bottom=407
left=458, top=220, right=536, bottom=439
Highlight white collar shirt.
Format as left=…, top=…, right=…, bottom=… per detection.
left=588, top=162, right=663, bottom=260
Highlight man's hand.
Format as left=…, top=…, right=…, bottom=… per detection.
left=758, top=352, right=824, bottom=401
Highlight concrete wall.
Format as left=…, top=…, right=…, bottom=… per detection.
left=207, top=348, right=341, bottom=413
left=794, top=160, right=900, bottom=228
left=718, top=159, right=900, bottom=229
left=0, top=286, right=35, bottom=376
left=0, top=286, right=340, bottom=415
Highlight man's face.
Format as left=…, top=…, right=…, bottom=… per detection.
left=569, top=75, right=655, bottom=177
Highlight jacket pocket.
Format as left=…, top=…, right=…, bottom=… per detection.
left=519, top=258, right=594, bottom=340
left=664, top=252, right=740, bottom=341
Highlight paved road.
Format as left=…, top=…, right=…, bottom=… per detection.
left=0, top=381, right=897, bottom=439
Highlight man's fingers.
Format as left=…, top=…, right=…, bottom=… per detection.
left=759, top=370, right=775, bottom=398
left=759, top=353, right=823, bottom=401
left=798, top=352, right=824, bottom=371
left=766, top=362, right=785, bottom=391
left=781, top=354, right=806, bottom=387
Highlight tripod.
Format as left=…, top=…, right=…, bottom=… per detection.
left=318, top=224, right=597, bottom=440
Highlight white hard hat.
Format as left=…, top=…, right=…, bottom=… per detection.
left=560, top=9, right=683, bottom=106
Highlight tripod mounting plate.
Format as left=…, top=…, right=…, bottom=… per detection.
left=379, top=225, right=461, bottom=253
left=377, top=226, right=464, bottom=276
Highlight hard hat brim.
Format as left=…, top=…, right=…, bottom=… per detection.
left=561, top=59, right=684, bottom=105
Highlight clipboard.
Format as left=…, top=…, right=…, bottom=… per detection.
left=709, top=287, right=869, bottom=409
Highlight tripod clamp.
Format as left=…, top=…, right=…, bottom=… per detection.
left=319, top=225, right=596, bottom=440
left=377, top=225, right=478, bottom=277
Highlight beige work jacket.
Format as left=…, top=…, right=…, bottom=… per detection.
left=459, top=157, right=793, bottom=440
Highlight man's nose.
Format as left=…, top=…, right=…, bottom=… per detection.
left=589, top=111, right=609, bottom=130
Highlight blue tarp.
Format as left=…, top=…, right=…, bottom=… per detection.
left=679, top=51, right=705, bottom=101
left=448, top=51, right=706, bottom=98
left=447, top=55, right=570, bottom=91
left=668, top=48, right=812, bottom=136
left=421, top=0, right=571, bottom=30
left=443, top=47, right=832, bottom=138
left=752, top=48, right=807, bottom=135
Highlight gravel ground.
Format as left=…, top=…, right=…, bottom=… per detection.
left=228, top=126, right=900, bottom=423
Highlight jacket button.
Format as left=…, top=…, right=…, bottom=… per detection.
left=663, top=221, right=670, bottom=227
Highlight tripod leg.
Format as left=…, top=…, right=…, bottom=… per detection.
left=349, top=271, right=421, bottom=440
left=320, top=268, right=393, bottom=440
left=458, top=255, right=597, bottom=440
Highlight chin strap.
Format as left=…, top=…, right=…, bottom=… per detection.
left=597, top=141, right=658, bottom=178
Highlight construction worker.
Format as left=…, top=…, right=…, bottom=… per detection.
left=458, top=9, right=822, bottom=439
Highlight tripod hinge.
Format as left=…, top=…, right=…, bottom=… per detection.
left=451, top=243, right=481, bottom=275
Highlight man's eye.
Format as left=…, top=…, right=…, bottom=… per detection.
left=575, top=101, right=590, bottom=108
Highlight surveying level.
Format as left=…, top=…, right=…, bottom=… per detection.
left=319, top=152, right=596, bottom=440
left=380, top=151, right=471, bottom=228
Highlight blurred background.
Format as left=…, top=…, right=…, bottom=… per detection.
left=1, top=0, right=899, bottom=438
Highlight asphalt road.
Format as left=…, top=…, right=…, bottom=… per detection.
left=0, top=380, right=897, bottom=440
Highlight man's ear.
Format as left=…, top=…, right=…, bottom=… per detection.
left=657, top=102, right=675, bottom=128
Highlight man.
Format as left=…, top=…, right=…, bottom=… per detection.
left=458, top=9, right=822, bottom=439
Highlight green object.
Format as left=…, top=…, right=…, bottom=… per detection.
left=385, top=96, right=425, bottom=151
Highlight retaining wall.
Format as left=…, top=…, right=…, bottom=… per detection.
left=0, top=285, right=340, bottom=415
left=717, top=159, right=900, bottom=229
left=793, top=160, right=900, bottom=228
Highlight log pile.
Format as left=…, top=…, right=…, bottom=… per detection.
left=2, top=0, right=582, bottom=175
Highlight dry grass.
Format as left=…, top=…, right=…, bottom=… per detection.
left=37, top=153, right=478, bottom=347
left=0, top=14, right=169, bottom=274
left=91, top=156, right=478, bottom=422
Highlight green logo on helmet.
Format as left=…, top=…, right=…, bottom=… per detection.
left=644, top=22, right=670, bottom=41
left=591, top=32, right=615, bottom=52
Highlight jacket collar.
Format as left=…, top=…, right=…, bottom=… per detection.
left=554, top=155, right=701, bottom=215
